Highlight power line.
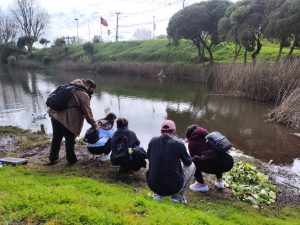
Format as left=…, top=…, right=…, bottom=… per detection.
left=119, top=17, right=169, bottom=28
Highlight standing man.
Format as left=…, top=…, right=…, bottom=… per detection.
left=146, top=120, right=195, bottom=204
left=47, top=79, right=98, bottom=165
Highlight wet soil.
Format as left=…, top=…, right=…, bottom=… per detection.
left=0, top=134, right=299, bottom=206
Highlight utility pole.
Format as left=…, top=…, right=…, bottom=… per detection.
left=115, top=12, right=121, bottom=42
left=183, top=0, right=185, bottom=8
left=88, top=20, right=91, bottom=42
left=153, top=16, right=156, bottom=39
left=75, top=18, right=79, bottom=43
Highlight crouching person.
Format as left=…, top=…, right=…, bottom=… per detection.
left=111, top=118, right=147, bottom=173
left=86, top=112, right=117, bottom=161
left=146, top=120, right=195, bottom=204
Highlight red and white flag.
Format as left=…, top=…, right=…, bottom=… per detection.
left=100, top=17, right=108, bottom=27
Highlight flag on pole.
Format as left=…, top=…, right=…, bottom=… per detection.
left=100, top=17, right=108, bottom=27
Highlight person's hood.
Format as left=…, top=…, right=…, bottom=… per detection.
left=188, top=127, right=207, bottom=141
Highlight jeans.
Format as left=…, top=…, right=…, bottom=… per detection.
left=171, top=162, right=196, bottom=201
left=49, top=118, right=77, bottom=164
left=194, top=153, right=234, bottom=183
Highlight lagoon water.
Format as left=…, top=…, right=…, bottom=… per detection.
left=0, top=68, right=299, bottom=171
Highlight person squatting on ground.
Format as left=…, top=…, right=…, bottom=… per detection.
left=185, top=124, right=234, bottom=192
left=146, top=120, right=196, bottom=204
left=87, top=112, right=117, bottom=161
left=48, top=79, right=98, bottom=165
left=111, top=117, right=147, bottom=173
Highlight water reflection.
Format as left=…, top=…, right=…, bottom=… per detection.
left=0, top=68, right=299, bottom=168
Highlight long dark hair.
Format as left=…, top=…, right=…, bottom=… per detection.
left=185, top=124, right=199, bottom=139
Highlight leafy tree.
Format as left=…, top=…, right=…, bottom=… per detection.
left=17, top=36, right=37, bottom=53
left=218, top=0, right=265, bottom=65
left=167, top=0, right=231, bottom=64
left=54, top=37, right=66, bottom=47
left=92, top=35, right=102, bottom=44
left=264, top=0, right=299, bottom=61
left=0, top=15, right=18, bottom=44
left=83, top=42, right=94, bottom=55
left=39, top=37, right=50, bottom=47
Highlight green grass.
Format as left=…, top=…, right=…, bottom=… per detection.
left=33, top=38, right=300, bottom=65
left=0, top=166, right=299, bottom=225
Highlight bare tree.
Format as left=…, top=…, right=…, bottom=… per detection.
left=0, top=15, right=18, bottom=44
left=133, top=27, right=152, bottom=40
left=11, top=0, right=48, bottom=38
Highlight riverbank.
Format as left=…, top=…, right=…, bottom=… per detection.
left=0, top=126, right=299, bottom=224
left=13, top=39, right=298, bottom=129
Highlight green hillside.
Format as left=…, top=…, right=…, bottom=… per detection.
left=33, top=38, right=300, bottom=65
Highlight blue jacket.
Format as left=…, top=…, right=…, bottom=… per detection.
left=87, top=128, right=115, bottom=147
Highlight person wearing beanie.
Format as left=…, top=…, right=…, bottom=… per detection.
left=146, top=120, right=195, bottom=204
left=86, top=112, right=117, bottom=161
left=47, top=78, right=98, bottom=165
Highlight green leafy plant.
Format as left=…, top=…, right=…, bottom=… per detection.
left=225, top=161, right=276, bottom=207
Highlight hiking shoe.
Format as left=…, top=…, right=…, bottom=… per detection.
left=215, top=180, right=225, bottom=189
left=189, top=182, right=209, bottom=192
left=99, top=154, right=110, bottom=162
left=171, top=196, right=188, bottom=204
left=152, top=193, right=163, bottom=201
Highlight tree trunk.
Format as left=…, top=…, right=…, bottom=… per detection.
left=244, top=50, right=248, bottom=66
left=276, top=38, right=285, bottom=63
left=286, top=35, right=299, bottom=60
left=233, top=44, right=242, bottom=64
left=252, top=39, right=262, bottom=65
left=201, top=40, right=214, bottom=65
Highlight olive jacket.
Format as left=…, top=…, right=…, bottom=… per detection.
left=49, top=79, right=97, bottom=136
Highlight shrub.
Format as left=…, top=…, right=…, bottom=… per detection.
left=83, top=42, right=94, bottom=55
left=17, top=55, right=26, bottom=60
left=43, top=56, right=52, bottom=65
left=7, top=55, right=17, bottom=66
left=78, top=55, right=92, bottom=64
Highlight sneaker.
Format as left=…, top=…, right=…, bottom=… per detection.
left=171, top=196, right=188, bottom=204
left=152, top=193, right=163, bottom=201
left=99, top=154, right=110, bottom=162
left=215, top=180, right=225, bottom=189
left=189, top=182, right=209, bottom=192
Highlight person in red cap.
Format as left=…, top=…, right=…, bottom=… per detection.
left=146, top=119, right=195, bottom=204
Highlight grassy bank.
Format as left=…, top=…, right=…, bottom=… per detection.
left=0, top=126, right=299, bottom=224
left=32, top=39, right=300, bottom=65
left=0, top=166, right=299, bottom=225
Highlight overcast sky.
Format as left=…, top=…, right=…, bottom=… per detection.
left=1, top=0, right=204, bottom=43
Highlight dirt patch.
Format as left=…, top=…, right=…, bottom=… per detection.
left=0, top=134, right=299, bottom=206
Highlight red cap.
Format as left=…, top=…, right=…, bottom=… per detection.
left=161, top=120, right=176, bottom=131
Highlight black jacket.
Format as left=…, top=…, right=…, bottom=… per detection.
left=146, top=134, right=192, bottom=196
left=111, top=127, right=140, bottom=150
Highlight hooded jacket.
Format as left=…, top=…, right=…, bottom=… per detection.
left=49, top=79, right=97, bottom=136
left=187, top=127, right=216, bottom=162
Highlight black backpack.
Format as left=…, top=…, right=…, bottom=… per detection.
left=111, top=135, right=130, bottom=165
left=46, top=83, right=78, bottom=111
left=83, top=127, right=99, bottom=144
left=205, top=131, right=232, bottom=154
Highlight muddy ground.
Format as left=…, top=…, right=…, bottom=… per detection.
left=0, top=134, right=299, bottom=206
